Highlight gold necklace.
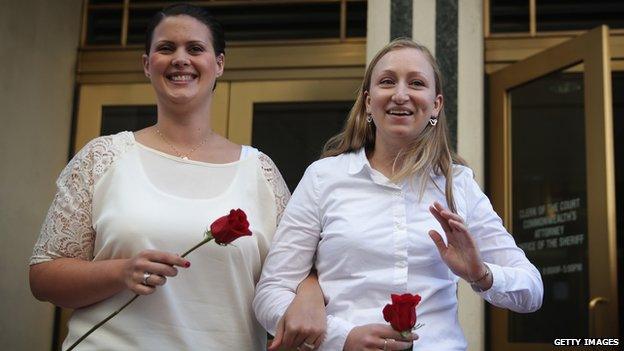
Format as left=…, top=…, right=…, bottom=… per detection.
left=155, top=128, right=211, bottom=160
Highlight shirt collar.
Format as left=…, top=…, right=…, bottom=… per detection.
left=347, top=147, right=372, bottom=175
left=347, top=147, right=404, bottom=189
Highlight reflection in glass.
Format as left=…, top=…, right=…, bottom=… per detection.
left=100, top=105, right=156, bottom=135
left=86, top=9, right=123, bottom=45
left=509, top=68, right=588, bottom=342
left=252, top=101, right=351, bottom=192
left=490, top=0, right=530, bottom=33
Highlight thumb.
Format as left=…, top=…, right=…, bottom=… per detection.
left=429, top=230, right=447, bottom=254
left=268, top=317, right=285, bottom=351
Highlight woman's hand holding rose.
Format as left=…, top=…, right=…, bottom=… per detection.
left=344, top=324, right=416, bottom=351
left=121, top=250, right=190, bottom=295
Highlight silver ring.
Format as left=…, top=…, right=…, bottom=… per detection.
left=301, top=342, right=314, bottom=350
left=383, top=338, right=388, bottom=351
left=142, top=272, right=152, bottom=286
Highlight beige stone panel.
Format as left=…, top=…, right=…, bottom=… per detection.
left=0, top=0, right=82, bottom=349
left=412, top=0, right=436, bottom=54
left=367, top=0, right=391, bottom=64
left=457, top=1, right=485, bottom=351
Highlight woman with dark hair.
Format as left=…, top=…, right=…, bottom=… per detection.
left=254, top=39, right=543, bottom=350
left=29, top=4, right=325, bottom=350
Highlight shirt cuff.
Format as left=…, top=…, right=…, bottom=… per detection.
left=318, top=315, right=356, bottom=351
left=478, top=262, right=506, bottom=299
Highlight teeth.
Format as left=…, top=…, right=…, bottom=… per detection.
left=388, top=110, right=412, bottom=115
left=169, top=75, right=194, bottom=81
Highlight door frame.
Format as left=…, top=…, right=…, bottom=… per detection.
left=227, top=79, right=361, bottom=145
left=489, top=25, right=617, bottom=350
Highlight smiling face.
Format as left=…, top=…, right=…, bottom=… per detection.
left=365, top=47, right=442, bottom=148
left=142, top=15, right=224, bottom=107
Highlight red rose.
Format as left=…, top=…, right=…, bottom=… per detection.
left=382, top=293, right=422, bottom=333
left=210, top=209, right=252, bottom=245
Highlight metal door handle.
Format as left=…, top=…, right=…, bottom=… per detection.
left=589, top=296, right=608, bottom=336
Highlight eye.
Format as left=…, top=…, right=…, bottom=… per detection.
left=410, top=80, right=425, bottom=87
left=379, top=78, right=394, bottom=86
left=156, top=44, right=174, bottom=53
left=188, top=45, right=205, bottom=54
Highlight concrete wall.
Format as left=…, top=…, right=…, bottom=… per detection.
left=0, top=0, right=82, bottom=349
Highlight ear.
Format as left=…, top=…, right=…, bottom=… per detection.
left=142, top=54, right=150, bottom=78
left=215, top=53, right=225, bottom=78
left=432, top=94, right=443, bottom=117
left=364, top=91, right=371, bottom=114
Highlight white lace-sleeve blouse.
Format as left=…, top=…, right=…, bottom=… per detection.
left=253, top=147, right=543, bottom=351
left=30, top=131, right=291, bottom=350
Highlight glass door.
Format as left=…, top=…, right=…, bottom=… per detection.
left=228, top=79, right=361, bottom=191
left=489, top=26, right=618, bottom=350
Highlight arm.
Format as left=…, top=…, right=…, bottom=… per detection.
left=30, top=252, right=188, bottom=309
left=30, top=258, right=126, bottom=309
left=428, top=171, right=543, bottom=313
left=257, top=153, right=327, bottom=350
left=253, top=163, right=356, bottom=351
left=268, top=271, right=326, bottom=350
left=253, top=163, right=322, bottom=336
left=29, top=138, right=188, bottom=309
left=463, top=174, right=543, bottom=312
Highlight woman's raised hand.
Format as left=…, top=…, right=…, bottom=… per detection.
left=344, top=324, right=416, bottom=351
left=121, top=250, right=190, bottom=295
left=428, top=201, right=490, bottom=285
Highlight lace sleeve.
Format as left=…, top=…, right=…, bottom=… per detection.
left=258, top=152, right=291, bottom=224
left=30, top=133, right=133, bottom=265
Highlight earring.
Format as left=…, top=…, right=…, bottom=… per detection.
left=429, top=116, right=438, bottom=126
left=366, top=114, right=373, bottom=123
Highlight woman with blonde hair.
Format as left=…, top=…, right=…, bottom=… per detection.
left=254, top=39, right=543, bottom=350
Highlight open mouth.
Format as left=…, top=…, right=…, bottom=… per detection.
left=386, top=109, right=414, bottom=117
left=166, top=73, right=198, bottom=83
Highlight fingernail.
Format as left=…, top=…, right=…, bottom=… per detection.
left=184, top=261, right=191, bottom=268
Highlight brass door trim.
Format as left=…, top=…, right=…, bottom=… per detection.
left=227, top=79, right=361, bottom=144
left=82, top=0, right=366, bottom=48
left=489, top=26, right=617, bottom=350
left=77, top=42, right=366, bottom=84
left=486, top=32, right=624, bottom=73
left=74, top=83, right=229, bottom=153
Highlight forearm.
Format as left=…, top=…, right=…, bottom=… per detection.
left=297, top=270, right=324, bottom=302
left=29, top=258, right=128, bottom=309
left=479, top=262, right=543, bottom=312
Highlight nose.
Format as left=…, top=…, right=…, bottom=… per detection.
left=392, top=83, right=409, bottom=104
left=171, top=49, right=190, bottom=68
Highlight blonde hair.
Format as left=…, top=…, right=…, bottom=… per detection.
left=322, top=38, right=467, bottom=212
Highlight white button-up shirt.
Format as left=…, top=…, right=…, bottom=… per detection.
left=253, top=148, right=543, bottom=351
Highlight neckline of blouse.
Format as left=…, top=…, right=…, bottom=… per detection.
left=130, top=132, right=249, bottom=168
